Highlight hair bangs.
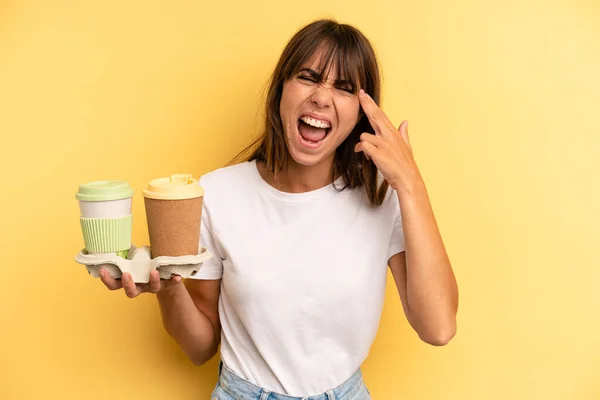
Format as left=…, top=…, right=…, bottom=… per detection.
left=286, top=33, right=366, bottom=94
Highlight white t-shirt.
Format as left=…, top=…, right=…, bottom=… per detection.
left=189, top=160, right=405, bottom=397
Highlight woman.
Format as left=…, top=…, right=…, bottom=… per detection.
left=100, top=19, right=458, bottom=400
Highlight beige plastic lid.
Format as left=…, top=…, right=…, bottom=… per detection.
left=142, top=174, right=204, bottom=200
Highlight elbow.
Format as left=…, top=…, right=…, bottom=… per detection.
left=188, top=343, right=219, bottom=366
left=418, top=321, right=456, bottom=346
left=189, top=350, right=214, bottom=366
left=191, top=356, right=209, bottom=366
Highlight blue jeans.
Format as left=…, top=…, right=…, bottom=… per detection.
left=211, top=362, right=372, bottom=400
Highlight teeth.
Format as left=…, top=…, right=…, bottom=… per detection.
left=300, top=116, right=331, bottom=129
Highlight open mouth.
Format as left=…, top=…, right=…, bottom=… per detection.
left=297, top=115, right=332, bottom=145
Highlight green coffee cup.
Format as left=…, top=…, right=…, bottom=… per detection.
left=76, top=181, right=134, bottom=258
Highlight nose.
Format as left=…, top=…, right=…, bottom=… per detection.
left=309, top=84, right=333, bottom=109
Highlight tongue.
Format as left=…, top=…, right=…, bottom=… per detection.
left=299, top=121, right=327, bottom=142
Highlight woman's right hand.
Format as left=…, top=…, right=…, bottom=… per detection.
left=99, top=269, right=181, bottom=298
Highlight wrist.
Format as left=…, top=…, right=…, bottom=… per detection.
left=397, top=174, right=426, bottom=198
left=158, top=279, right=184, bottom=297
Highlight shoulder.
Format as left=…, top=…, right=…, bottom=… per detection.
left=197, top=161, right=256, bottom=209
left=199, top=161, right=254, bottom=191
left=338, top=174, right=399, bottom=218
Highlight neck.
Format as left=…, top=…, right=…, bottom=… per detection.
left=258, top=154, right=335, bottom=193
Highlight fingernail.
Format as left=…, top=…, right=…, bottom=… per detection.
left=359, top=89, right=365, bottom=96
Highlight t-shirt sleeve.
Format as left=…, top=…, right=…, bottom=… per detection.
left=188, top=178, right=223, bottom=280
left=388, top=189, right=406, bottom=260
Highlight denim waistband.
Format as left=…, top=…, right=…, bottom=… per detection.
left=216, top=362, right=365, bottom=400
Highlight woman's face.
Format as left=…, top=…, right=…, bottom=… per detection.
left=279, top=54, right=361, bottom=167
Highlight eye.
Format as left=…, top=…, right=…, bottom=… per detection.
left=336, top=85, right=355, bottom=94
left=298, top=75, right=317, bottom=83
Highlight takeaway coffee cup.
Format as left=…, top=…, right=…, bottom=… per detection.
left=76, top=180, right=134, bottom=258
left=142, top=174, right=204, bottom=258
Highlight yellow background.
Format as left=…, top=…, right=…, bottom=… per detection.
left=1, top=0, right=599, bottom=399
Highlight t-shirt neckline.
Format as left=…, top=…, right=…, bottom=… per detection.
left=248, top=159, right=345, bottom=203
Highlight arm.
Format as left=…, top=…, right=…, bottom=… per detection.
left=353, top=90, right=458, bottom=345
left=100, top=269, right=221, bottom=365
left=388, top=182, right=458, bottom=346
left=156, top=278, right=221, bottom=365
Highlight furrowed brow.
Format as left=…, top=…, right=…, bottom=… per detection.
left=298, top=68, right=357, bottom=90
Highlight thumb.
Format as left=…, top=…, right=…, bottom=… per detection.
left=398, top=120, right=410, bottom=147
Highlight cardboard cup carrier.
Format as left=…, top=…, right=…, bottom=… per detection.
left=74, top=175, right=212, bottom=283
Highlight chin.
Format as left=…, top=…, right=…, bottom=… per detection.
left=287, top=147, right=329, bottom=167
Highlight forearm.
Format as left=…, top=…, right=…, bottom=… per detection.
left=399, top=181, right=458, bottom=343
left=156, top=282, right=219, bottom=365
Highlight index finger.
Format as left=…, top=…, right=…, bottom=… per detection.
left=99, top=268, right=123, bottom=291
left=358, top=89, right=394, bottom=136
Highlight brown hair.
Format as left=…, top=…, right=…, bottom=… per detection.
left=232, top=19, right=389, bottom=206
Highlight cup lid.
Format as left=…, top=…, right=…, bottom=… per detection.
left=142, top=174, right=204, bottom=200
left=76, top=180, right=134, bottom=202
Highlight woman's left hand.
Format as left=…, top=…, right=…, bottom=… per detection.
left=354, top=89, right=423, bottom=195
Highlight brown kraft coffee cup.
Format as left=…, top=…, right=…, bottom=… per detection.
left=142, top=174, right=204, bottom=258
